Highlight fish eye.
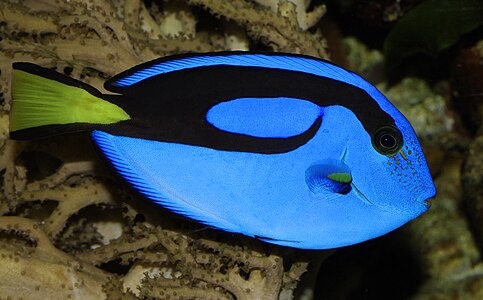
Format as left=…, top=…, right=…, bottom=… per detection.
left=372, top=126, right=403, bottom=156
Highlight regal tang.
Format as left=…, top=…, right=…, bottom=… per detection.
left=9, top=52, right=436, bottom=249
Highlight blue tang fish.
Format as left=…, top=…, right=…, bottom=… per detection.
left=9, top=52, right=436, bottom=249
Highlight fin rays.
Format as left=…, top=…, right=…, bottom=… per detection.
left=305, top=159, right=352, bottom=195
left=107, top=52, right=360, bottom=91
left=10, top=64, right=130, bottom=137
left=91, top=130, right=239, bottom=233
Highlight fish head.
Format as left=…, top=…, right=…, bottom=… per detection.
left=339, top=103, right=436, bottom=239
left=300, top=104, right=435, bottom=249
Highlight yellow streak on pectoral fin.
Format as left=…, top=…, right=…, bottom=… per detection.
left=327, top=172, right=352, bottom=183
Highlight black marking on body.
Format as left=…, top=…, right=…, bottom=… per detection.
left=11, top=61, right=396, bottom=154
left=102, top=66, right=394, bottom=153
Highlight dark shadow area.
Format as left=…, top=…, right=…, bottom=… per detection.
left=314, top=229, right=423, bottom=300
left=17, top=150, right=63, bottom=183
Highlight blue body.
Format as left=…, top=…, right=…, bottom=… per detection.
left=91, top=53, right=436, bottom=249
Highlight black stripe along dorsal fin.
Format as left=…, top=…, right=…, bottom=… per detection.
left=101, top=63, right=396, bottom=154
left=101, top=52, right=402, bottom=155
left=104, top=52, right=364, bottom=93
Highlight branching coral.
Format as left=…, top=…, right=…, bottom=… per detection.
left=0, top=0, right=326, bottom=298
left=253, top=0, right=326, bottom=31
left=0, top=216, right=120, bottom=299
left=184, top=0, right=328, bottom=57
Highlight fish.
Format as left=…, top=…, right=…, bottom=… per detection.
left=9, top=52, right=436, bottom=249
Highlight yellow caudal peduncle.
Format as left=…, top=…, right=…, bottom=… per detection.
left=10, top=69, right=130, bottom=132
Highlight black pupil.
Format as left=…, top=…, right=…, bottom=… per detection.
left=380, top=134, right=396, bottom=149
left=372, top=126, right=402, bottom=155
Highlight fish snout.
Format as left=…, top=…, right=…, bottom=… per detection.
left=413, top=186, right=436, bottom=213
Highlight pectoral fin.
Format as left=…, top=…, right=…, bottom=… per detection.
left=305, top=159, right=352, bottom=195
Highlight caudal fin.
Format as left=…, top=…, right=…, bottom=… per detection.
left=9, top=63, right=130, bottom=140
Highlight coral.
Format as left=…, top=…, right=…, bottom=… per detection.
left=343, top=37, right=456, bottom=145
left=380, top=78, right=454, bottom=143
left=463, top=134, right=483, bottom=252
left=0, top=0, right=327, bottom=299
left=343, top=37, right=384, bottom=78
left=451, top=40, right=483, bottom=132
left=0, top=216, right=120, bottom=299
left=457, top=40, right=483, bottom=254
left=252, top=0, right=326, bottom=31
left=184, top=0, right=328, bottom=57
left=405, top=158, right=483, bottom=300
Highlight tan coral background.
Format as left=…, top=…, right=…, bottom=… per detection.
left=0, top=0, right=482, bottom=299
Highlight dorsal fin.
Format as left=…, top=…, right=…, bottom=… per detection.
left=104, top=51, right=369, bottom=93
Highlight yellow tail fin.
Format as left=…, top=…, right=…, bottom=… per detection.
left=10, top=63, right=130, bottom=137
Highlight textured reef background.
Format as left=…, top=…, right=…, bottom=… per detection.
left=0, top=0, right=482, bottom=299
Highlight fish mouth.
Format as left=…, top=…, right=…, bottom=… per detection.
left=415, top=189, right=436, bottom=211
left=421, top=198, right=432, bottom=208
left=417, top=194, right=434, bottom=209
